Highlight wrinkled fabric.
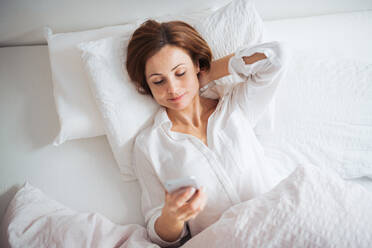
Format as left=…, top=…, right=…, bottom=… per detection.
left=2, top=183, right=158, bottom=248
left=133, top=41, right=289, bottom=247
left=182, top=164, right=372, bottom=248
left=5, top=164, right=372, bottom=248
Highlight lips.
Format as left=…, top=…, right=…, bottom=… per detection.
left=169, top=93, right=186, bottom=102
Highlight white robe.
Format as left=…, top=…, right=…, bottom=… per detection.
left=133, top=41, right=289, bottom=247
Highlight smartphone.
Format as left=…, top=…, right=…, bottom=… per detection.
left=164, top=176, right=200, bottom=194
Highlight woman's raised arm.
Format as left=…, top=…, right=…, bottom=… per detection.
left=228, top=41, right=288, bottom=128
left=198, top=49, right=268, bottom=89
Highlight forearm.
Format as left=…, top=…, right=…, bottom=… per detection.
left=208, top=52, right=267, bottom=82
left=154, top=213, right=185, bottom=242
left=228, top=41, right=287, bottom=86
left=207, top=53, right=234, bottom=83
left=242, top=52, right=267, bottom=65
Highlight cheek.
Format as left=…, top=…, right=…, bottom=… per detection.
left=151, top=86, right=167, bottom=101
left=185, top=73, right=200, bottom=89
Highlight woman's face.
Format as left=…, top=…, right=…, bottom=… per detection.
left=145, top=45, right=200, bottom=111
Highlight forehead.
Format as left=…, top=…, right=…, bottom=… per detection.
left=145, top=45, right=193, bottom=75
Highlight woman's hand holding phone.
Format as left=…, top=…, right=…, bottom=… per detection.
left=154, top=179, right=207, bottom=242
left=163, top=185, right=207, bottom=223
left=161, top=176, right=207, bottom=222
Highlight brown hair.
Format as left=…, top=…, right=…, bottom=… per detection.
left=126, top=19, right=212, bottom=97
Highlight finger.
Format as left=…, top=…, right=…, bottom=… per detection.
left=178, top=191, right=204, bottom=216
left=176, top=188, right=207, bottom=220
left=177, top=207, right=197, bottom=221
left=165, top=189, right=184, bottom=211
left=187, top=186, right=206, bottom=203
left=186, top=186, right=204, bottom=202
left=187, top=192, right=204, bottom=212
left=164, top=190, right=171, bottom=203
left=173, top=186, right=191, bottom=196
left=188, top=212, right=199, bottom=220
left=171, top=187, right=195, bottom=208
left=167, top=187, right=188, bottom=203
left=178, top=209, right=200, bottom=222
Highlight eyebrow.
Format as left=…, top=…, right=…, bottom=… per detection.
left=148, top=63, right=185, bottom=78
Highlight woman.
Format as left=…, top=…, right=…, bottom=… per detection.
left=126, top=19, right=287, bottom=247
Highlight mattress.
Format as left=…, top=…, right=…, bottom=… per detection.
left=0, top=10, right=372, bottom=242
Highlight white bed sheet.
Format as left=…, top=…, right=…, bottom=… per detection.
left=1, top=9, right=372, bottom=247
left=259, top=10, right=372, bottom=190
left=0, top=46, right=144, bottom=229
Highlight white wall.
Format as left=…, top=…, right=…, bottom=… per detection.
left=0, top=0, right=371, bottom=46
left=255, top=0, right=372, bottom=20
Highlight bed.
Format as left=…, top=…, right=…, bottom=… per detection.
left=1, top=0, right=372, bottom=247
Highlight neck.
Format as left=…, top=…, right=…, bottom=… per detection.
left=166, top=94, right=209, bottom=128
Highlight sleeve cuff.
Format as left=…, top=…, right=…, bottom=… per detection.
left=228, top=41, right=283, bottom=83
left=147, top=211, right=188, bottom=247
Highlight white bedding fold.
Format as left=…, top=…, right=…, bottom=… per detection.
left=2, top=183, right=156, bottom=248
left=4, top=164, right=372, bottom=248
left=182, top=164, right=372, bottom=248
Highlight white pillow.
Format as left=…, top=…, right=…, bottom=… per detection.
left=44, top=24, right=137, bottom=145
left=194, top=0, right=263, bottom=85
left=44, top=8, right=218, bottom=146
left=2, top=183, right=155, bottom=247
left=78, top=0, right=265, bottom=181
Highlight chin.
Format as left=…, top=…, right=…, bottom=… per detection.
left=166, top=101, right=189, bottom=111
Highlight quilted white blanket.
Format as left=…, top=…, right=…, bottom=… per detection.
left=4, top=164, right=372, bottom=248
left=255, top=50, right=372, bottom=180
left=183, top=164, right=372, bottom=248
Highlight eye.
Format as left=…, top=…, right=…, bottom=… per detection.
left=176, top=71, right=186, bottom=77
left=153, top=79, right=164, bottom=85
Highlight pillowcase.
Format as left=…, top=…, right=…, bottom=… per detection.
left=1, top=183, right=155, bottom=247
left=44, top=24, right=137, bottom=145
left=44, top=8, right=218, bottom=145
left=78, top=0, right=265, bottom=181
left=194, top=0, right=263, bottom=85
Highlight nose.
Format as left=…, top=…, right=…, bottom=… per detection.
left=167, top=78, right=180, bottom=95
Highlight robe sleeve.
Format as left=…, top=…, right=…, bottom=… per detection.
left=133, top=138, right=189, bottom=247
left=227, top=41, right=289, bottom=128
